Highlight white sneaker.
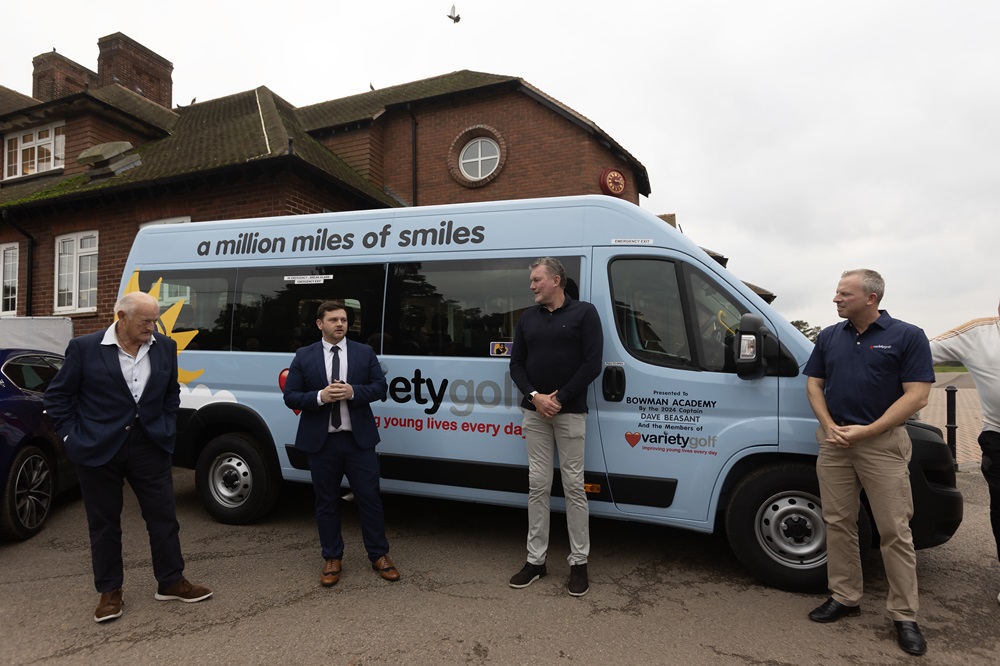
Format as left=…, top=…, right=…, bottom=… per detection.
left=996, top=590, right=999, bottom=605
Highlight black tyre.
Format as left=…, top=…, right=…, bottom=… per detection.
left=195, top=434, right=280, bottom=524
left=725, top=463, right=872, bottom=592
left=0, top=445, right=55, bottom=541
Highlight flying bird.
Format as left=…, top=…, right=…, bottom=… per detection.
left=447, top=4, right=460, bottom=23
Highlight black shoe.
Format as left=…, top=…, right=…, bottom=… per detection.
left=894, top=621, right=927, bottom=656
left=568, top=563, right=589, bottom=597
left=808, top=597, right=860, bottom=623
left=509, top=562, right=547, bottom=588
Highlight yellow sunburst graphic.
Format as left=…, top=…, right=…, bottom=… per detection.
left=123, top=271, right=204, bottom=384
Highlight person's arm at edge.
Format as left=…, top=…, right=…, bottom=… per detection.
left=929, top=334, right=961, bottom=365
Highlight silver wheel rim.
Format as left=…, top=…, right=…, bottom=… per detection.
left=15, top=453, right=52, bottom=530
left=208, top=452, right=253, bottom=508
left=754, top=490, right=826, bottom=569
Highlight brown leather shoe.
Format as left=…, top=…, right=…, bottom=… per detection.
left=321, top=559, right=342, bottom=587
left=94, top=589, right=123, bottom=623
left=372, top=555, right=400, bottom=581
left=154, top=578, right=213, bottom=603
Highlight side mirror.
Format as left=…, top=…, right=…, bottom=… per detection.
left=734, top=313, right=767, bottom=380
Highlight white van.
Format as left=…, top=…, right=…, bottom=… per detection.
left=120, top=195, right=962, bottom=591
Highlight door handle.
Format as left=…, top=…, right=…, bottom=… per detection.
left=602, top=366, right=625, bottom=402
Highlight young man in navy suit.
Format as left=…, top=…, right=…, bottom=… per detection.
left=282, top=301, right=396, bottom=586
left=44, top=292, right=212, bottom=623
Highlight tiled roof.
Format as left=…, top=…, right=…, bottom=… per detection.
left=299, top=70, right=650, bottom=195
left=2, top=69, right=649, bottom=208
left=298, top=70, right=516, bottom=129
left=89, top=84, right=178, bottom=131
left=0, top=86, right=397, bottom=209
left=0, top=85, right=39, bottom=116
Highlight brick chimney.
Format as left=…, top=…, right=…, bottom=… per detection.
left=97, top=33, right=173, bottom=108
left=31, top=34, right=174, bottom=108
left=32, top=51, right=99, bottom=102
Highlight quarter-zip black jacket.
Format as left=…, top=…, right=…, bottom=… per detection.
left=510, top=294, right=603, bottom=413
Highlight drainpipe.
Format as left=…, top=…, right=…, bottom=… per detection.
left=1, top=209, right=34, bottom=316
left=408, top=103, right=418, bottom=206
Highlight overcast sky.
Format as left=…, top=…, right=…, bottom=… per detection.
left=4, top=1, right=997, bottom=337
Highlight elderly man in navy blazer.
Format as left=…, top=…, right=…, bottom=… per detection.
left=282, top=300, right=396, bottom=586
left=44, top=292, right=211, bottom=624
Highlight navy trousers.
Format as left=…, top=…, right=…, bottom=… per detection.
left=307, top=430, right=389, bottom=562
left=74, top=427, right=184, bottom=593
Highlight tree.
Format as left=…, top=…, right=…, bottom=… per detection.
left=790, top=320, right=820, bottom=342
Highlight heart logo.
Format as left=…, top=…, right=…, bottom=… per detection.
left=278, top=369, right=300, bottom=415
left=625, top=432, right=641, bottom=447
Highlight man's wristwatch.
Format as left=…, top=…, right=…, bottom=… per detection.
left=529, top=391, right=538, bottom=402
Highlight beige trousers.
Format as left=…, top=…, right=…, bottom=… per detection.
left=522, top=409, right=590, bottom=566
left=817, top=425, right=919, bottom=621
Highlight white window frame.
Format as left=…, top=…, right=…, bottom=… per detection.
left=4, top=122, right=66, bottom=180
left=1, top=242, right=17, bottom=315
left=54, top=231, right=99, bottom=314
left=459, top=137, right=500, bottom=181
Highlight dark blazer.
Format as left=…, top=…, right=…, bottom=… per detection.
left=44, top=330, right=180, bottom=467
left=282, top=339, right=387, bottom=452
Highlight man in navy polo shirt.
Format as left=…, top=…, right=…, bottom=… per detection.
left=803, top=269, right=934, bottom=657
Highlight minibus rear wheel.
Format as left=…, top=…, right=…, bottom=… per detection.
left=196, top=433, right=280, bottom=524
left=725, top=463, right=871, bottom=592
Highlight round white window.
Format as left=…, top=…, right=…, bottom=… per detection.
left=458, top=137, right=500, bottom=181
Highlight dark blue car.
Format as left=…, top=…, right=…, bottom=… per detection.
left=0, top=349, right=76, bottom=540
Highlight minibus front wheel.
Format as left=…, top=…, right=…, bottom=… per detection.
left=725, top=462, right=871, bottom=592
left=196, top=433, right=280, bottom=524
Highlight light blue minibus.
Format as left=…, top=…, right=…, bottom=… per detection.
left=120, top=195, right=961, bottom=591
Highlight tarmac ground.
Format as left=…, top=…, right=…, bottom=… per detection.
left=0, top=371, right=996, bottom=665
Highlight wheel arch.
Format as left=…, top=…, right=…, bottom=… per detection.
left=714, top=451, right=876, bottom=531
left=174, top=402, right=281, bottom=477
left=714, top=451, right=818, bottom=527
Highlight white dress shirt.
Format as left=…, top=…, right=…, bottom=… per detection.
left=101, top=323, right=156, bottom=404
left=320, top=338, right=353, bottom=432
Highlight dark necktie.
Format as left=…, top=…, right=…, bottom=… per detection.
left=331, top=346, right=342, bottom=429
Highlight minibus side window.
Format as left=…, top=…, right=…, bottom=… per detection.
left=384, top=257, right=580, bottom=357
left=686, top=269, right=746, bottom=373
left=138, top=270, right=235, bottom=351
left=233, top=265, right=386, bottom=352
left=609, top=259, right=693, bottom=369
left=609, top=258, right=747, bottom=372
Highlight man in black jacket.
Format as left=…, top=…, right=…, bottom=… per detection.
left=508, top=257, right=603, bottom=596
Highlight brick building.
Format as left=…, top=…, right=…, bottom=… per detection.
left=0, top=33, right=650, bottom=335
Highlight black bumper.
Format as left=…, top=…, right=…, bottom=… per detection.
left=907, top=420, right=963, bottom=549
